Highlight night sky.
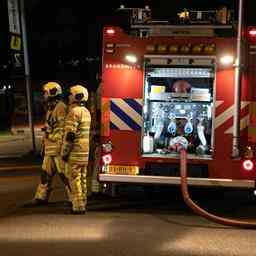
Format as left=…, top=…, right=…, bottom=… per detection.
left=1, top=0, right=256, bottom=87
left=28, top=0, right=239, bottom=56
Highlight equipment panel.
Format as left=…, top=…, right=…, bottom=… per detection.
left=142, top=57, right=215, bottom=158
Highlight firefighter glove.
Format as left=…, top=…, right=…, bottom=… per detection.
left=62, top=142, right=73, bottom=162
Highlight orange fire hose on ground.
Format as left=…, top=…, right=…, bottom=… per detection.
left=180, top=149, right=256, bottom=229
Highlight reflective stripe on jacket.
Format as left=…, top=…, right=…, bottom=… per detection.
left=63, top=104, right=91, bottom=164
left=44, top=101, right=67, bottom=156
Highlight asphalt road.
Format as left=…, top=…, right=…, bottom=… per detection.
left=1, top=170, right=256, bottom=256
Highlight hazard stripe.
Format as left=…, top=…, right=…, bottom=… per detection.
left=110, top=122, right=118, bottom=130
left=110, top=111, right=132, bottom=131
left=110, top=99, right=141, bottom=130
left=112, top=99, right=142, bottom=127
left=123, top=99, right=142, bottom=115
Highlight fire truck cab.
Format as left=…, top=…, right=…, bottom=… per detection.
left=99, top=5, right=256, bottom=189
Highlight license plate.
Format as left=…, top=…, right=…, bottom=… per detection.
left=107, top=165, right=139, bottom=175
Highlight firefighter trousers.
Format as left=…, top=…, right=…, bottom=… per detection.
left=66, top=163, right=87, bottom=212
left=34, top=156, right=71, bottom=202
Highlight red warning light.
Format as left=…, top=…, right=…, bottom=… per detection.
left=249, top=29, right=256, bottom=37
left=102, top=154, right=112, bottom=165
left=248, top=27, right=256, bottom=42
left=106, top=28, right=115, bottom=35
left=242, top=159, right=254, bottom=171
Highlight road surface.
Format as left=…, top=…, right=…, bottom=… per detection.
left=1, top=170, right=256, bottom=256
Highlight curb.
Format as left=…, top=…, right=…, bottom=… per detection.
left=0, top=164, right=41, bottom=175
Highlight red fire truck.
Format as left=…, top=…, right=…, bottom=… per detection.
left=98, top=6, right=256, bottom=189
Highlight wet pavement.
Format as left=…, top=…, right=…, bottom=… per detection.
left=1, top=169, right=256, bottom=256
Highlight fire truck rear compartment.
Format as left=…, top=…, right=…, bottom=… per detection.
left=142, top=56, right=215, bottom=159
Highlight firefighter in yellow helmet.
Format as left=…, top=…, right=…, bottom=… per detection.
left=33, top=82, right=71, bottom=205
left=61, top=84, right=91, bottom=214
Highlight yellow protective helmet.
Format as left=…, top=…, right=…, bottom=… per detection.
left=43, top=82, right=62, bottom=98
left=69, top=84, right=88, bottom=103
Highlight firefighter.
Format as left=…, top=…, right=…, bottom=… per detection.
left=32, top=82, right=71, bottom=205
left=61, top=84, right=91, bottom=214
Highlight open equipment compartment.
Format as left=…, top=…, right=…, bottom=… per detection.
left=142, top=56, right=215, bottom=159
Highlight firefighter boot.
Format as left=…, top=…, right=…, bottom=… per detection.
left=32, top=170, right=53, bottom=205
left=70, top=199, right=86, bottom=214
left=69, top=171, right=86, bottom=214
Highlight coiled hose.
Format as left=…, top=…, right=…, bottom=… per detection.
left=180, top=149, right=256, bottom=229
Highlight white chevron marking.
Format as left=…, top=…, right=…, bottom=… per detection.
left=215, top=100, right=224, bottom=108
left=215, top=101, right=250, bottom=129
left=215, top=105, right=234, bottom=129
left=225, top=115, right=250, bottom=134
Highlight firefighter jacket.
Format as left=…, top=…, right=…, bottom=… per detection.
left=62, top=104, right=91, bottom=164
left=43, top=101, right=67, bottom=156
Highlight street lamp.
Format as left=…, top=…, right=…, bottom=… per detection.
left=20, top=0, right=36, bottom=152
